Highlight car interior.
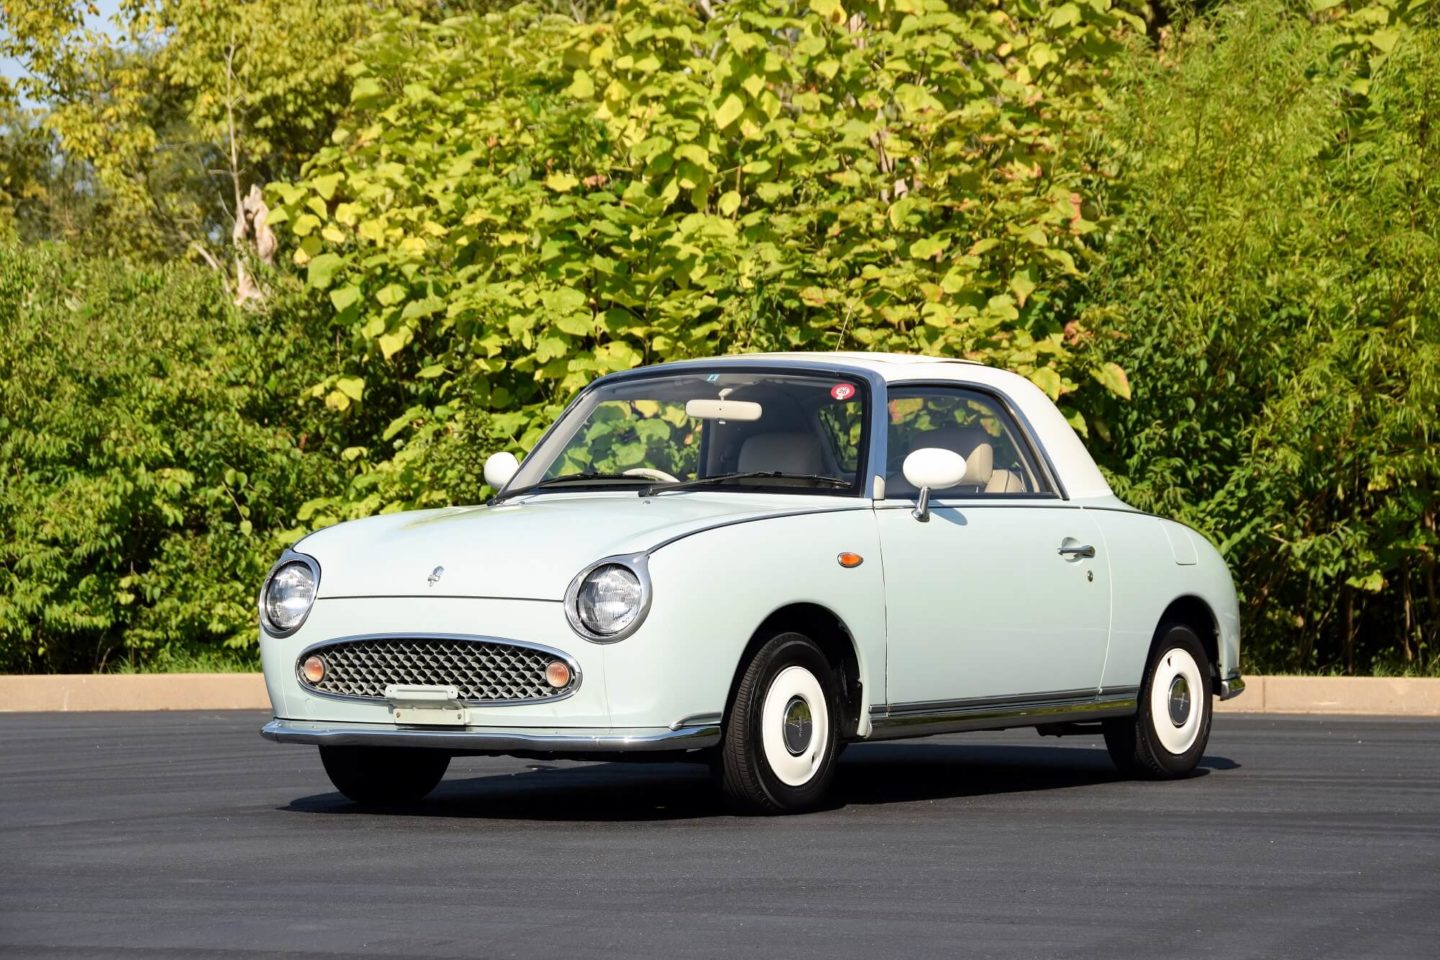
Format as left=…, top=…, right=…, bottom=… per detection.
left=545, top=375, right=1042, bottom=497
left=882, top=391, right=1042, bottom=497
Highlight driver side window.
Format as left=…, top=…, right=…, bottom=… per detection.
left=885, top=387, right=1049, bottom=496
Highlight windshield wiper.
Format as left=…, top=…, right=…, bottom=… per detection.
left=639, top=471, right=852, bottom=496
left=490, top=472, right=648, bottom=504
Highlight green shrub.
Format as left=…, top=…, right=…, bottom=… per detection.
left=1079, top=0, right=1440, bottom=674
left=268, top=0, right=1146, bottom=523
left=4, top=0, right=1435, bottom=678
left=0, top=244, right=345, bottom=672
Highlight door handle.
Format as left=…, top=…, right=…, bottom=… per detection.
left=1058, top=543, right=1096, bottom=559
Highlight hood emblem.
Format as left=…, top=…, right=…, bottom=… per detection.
left=427, top=566, right=445, bottom=588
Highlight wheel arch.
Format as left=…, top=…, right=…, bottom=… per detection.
left=722, top=602, right=866, bottom=739
left=1153, top=595, right=1220, bottom=684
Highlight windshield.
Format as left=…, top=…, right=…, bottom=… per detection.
left=504, top=370, right=870, bottom=496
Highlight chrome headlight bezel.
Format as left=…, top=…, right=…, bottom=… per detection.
left=564, top=554, right=652, bottom=643
left=259, top=550, right=321, bottom=638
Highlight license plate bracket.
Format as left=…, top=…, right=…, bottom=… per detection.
left=385, top=684, right=466, bottom=726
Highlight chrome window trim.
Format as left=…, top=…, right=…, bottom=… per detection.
left=564, top=553, right=654, bottom=643
left=258, top=550, right=321, bottom=639
left=865, top=688, right=1136, bottom=740
left=883, top=379, right=1070, bottom=501
left=293, top=632, right=582, bottom=706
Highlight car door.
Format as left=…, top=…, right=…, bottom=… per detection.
left=876, top=385, right=1111, bottom=708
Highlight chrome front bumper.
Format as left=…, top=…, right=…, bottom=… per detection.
left=260, top=718, right=720, bottom=753
left=1218, top=674, right=1246, bottom=700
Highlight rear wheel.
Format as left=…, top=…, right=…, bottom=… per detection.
left=718, top=632, right=841, bottom=814
left=319, top=745, right=450, bottom=804
left=1104, top=624, right=1212, bottom=779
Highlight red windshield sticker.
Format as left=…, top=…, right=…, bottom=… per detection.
left=830, top=383, right=857, bottom=401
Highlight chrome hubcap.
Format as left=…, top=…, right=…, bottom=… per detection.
left=1167, top=674, right=1192, bottom=727
left=782, top=696, right=813, bottom=756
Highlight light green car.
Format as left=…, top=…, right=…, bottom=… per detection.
left=259, top=352, right=1244, bottom=813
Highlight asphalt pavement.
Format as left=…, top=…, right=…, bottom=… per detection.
left=1, top=711, right=1438, bottom=959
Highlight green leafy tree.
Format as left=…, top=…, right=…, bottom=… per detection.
left=0, top=0, right=383, bottom=269
left=1079, top=0, right=1440, bottom=674
left=271, top=0, right=1144, bottom=521
left=0, top=242, right=349, bottom=672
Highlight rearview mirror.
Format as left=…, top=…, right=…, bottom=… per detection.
left=684, top=398, right=763, bottom=421
left=902, top=448, right=967, bottom=522
left=484, top=452, right=520, bottom=491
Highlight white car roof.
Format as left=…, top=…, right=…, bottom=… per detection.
left=639, top=352, right=1115, bottom=500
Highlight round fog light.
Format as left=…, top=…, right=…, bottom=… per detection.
left=545, top=660, right=572, bottom=688
left=301, top=655, right=326, bottom=684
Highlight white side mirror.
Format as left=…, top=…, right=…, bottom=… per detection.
left=901, top=447, right=967, bottom=522
left=483, top=451, right=520, bottom=491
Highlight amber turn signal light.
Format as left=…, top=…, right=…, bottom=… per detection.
left=301, top=655, right=326, bottom=684
left=545, top=660, right=572, bottom=688
left=837, top=552, right=864, bottom=568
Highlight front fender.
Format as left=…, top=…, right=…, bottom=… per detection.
left=600, top=507, right=885, bottom=731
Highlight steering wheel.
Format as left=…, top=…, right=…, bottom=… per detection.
left=622, top=467, right=680, bottom=483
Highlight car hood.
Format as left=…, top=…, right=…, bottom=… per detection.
left=297, top=492, right=847, bottom=601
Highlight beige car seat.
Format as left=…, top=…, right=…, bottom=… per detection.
left=895, top=426, right=1026, bottom=494
left=737, top=432, right=825, bottom=476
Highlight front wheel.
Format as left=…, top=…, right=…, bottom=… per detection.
left=718, top=632, right=841, bottom=814
left=319, top=745, right=450, bottom=804
left=1104, top=624, right=1212, bottom=779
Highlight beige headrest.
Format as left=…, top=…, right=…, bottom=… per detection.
left=738, top=432, right=824, bottom=476
left=916, top=427, right=994, bottom=487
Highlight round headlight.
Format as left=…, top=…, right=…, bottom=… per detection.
left=571, top=563, right=644, bottom=640
left=263, top=559, right=317, bottom=635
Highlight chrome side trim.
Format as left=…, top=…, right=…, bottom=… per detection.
left=866, top=689, right=1136, bottom=740
left=260, top=719, right=721, bottom=753
left=669, top=712, right=723, bottom=731
left=1218, top=675, right=1246, bottom=700
left=294, top=633, right=581, bottom=707
left=1100, top=685, right=1141, bottom=699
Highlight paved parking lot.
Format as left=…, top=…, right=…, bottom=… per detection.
left=1, top=711, right=1437, bottom=959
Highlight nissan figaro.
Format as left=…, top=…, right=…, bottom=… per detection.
left=259, top=353, right=1244, bottom=813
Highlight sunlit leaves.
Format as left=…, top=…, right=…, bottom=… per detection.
left=1081, top=0, right=1440, bottom=674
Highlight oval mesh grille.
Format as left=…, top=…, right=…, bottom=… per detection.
left=299, top=636, right=572, bottom=703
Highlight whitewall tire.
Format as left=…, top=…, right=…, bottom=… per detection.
left=718, top=632, right=840, bottom=813
left=1104, top=624, right=1213, bottom=779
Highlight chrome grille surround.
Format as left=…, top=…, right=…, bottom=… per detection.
left=295, top=633, right=579, bottom=705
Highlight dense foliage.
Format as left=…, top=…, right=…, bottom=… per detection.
left=0, top=0, right=383, bottom=258
left=0, top=0, right=1435, bottom=673
left=1079, top=0, right=1440, bottom=673
left=269, top=0, right=1142, bottom=524
left=0, top=243, right=347, bottom=671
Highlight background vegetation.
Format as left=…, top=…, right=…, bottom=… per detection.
left=1, top=0, right=1435, bottom=674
